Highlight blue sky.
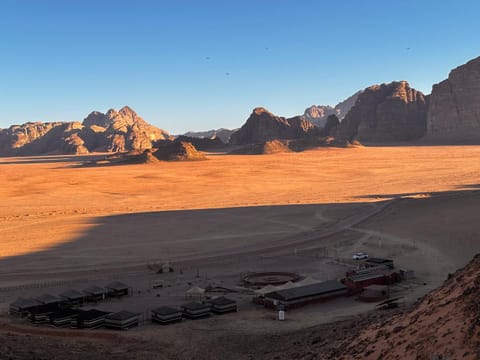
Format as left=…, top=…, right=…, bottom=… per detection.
left=0, top=0, right=479, bottom=133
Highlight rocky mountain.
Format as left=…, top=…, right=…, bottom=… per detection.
left=303, top=91, right=362, bottom=127
left=426, top=56, right=480, bottom=143
left=229, top=107, right=319, bottom=145
left=0, top=106, right=171, bottom=156
left=182, top=128, right=236, bottom=143
left=337, top=81, right=428, bottom=143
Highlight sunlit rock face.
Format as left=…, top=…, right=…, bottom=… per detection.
left=0, top=106, right=172, bottom=156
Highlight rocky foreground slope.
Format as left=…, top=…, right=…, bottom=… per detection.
left=337, top=81, right=428, bottom=143
left=427, top=56, right=480, bottom=143
left=0, top=106, right=171, bottom=156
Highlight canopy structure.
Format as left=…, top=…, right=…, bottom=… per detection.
left=186, top=286, right=206, bottom=299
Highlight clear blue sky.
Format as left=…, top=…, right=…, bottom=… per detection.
left=1, top=0, right=479, bottom=133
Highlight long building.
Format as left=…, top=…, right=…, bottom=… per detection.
left=263, top=280, right=348, bottom=310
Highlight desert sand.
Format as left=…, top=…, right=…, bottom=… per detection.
left=1, top=146, right=480, bottom=359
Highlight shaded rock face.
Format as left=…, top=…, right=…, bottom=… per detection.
left=229, top=107, right=318, bottom=145
left=322, top=114, right=340, bottom=137
left=303, top=91, right=362, bottom=127
left=174, top=135, right=224, bottom=150
left=0, top=106, right=171, bottom=156
left=183, top=128, right=236, bottom=143
left=337, top=81, right=428, bottom=143
left=427, top=56, right=480, bottom=143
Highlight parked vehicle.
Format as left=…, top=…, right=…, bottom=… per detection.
left=352, top=252, right=369, bottom=260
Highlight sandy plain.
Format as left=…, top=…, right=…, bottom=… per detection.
left=1, top=145, right=480, bottom=359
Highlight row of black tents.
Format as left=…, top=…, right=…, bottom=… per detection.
left=9, top=281, right=131, bottom=318
left=10, top=280, right=238, bottom=330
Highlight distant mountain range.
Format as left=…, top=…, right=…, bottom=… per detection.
left=1, top=55, right=480, bottom=157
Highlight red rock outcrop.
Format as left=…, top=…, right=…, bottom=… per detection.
left=229, top=107, right=319, bottom=145
left=0, top=106, right=171, bottom=156
left=337, top=81, right=428, bottom=143
left=426, top=56, right=480, bottom=143
left=82, top=106, right=172, bottom=152
left=152, top=141, right=206, bottom=161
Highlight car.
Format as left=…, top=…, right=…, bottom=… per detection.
left=352, top=252, right=369, bottom=260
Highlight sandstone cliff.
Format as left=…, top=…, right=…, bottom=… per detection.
left=337, top=81, right=428, bottom=143
left=426, top=56, right=480, bottom=143
left=0, top=122, right=88, bottom=156
left=229, top=107, right=319, bottom=145
left=82, top=106, right=171, bottom=152
left=0, top=106, right=171, bottom=156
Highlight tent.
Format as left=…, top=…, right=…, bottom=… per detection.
left=186, top=286, right=206, bottom=299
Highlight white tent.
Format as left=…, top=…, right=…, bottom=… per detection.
left=186, top=286, right=206, bottom=299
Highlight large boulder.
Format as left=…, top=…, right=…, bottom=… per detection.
left=426, top=56, right=480, bottom=143
left=229, top=107, right=318, bottom=145
left=337, top=81, right=428, bottom=143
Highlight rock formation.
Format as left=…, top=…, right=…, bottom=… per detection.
left=0, top=106, right=171, bottom=156
left=337, top=81, right=428, bottom=143
left=0, top=122, right=88, bottom=156
left=174, top=135, right=224, bottom=150
left=183, top=128, right=236, bottom=143
left=230, top=139, right=291, bottom=155
left=302, top=90, right=362, bottom=127
left=303, top=105, right=336, bottom=127
left=152, top=141, right=206, bottom=161
left=426, top=56, right=480, bottom=143
left=229, top=107, right=319, bottom=145
left=81, top=106, right=171, bottom=152
left=322, top=114, right=340, bottom=137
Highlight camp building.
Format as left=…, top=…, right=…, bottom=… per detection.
left=105, top=311, right=140, bottom=330
left=263, top=280, right=348, bottom=309
left=151, top=306, right=183, bottom=324
left=181, top=301, right=211, bottom=319
left=208, top=297, right=237, bottom=314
